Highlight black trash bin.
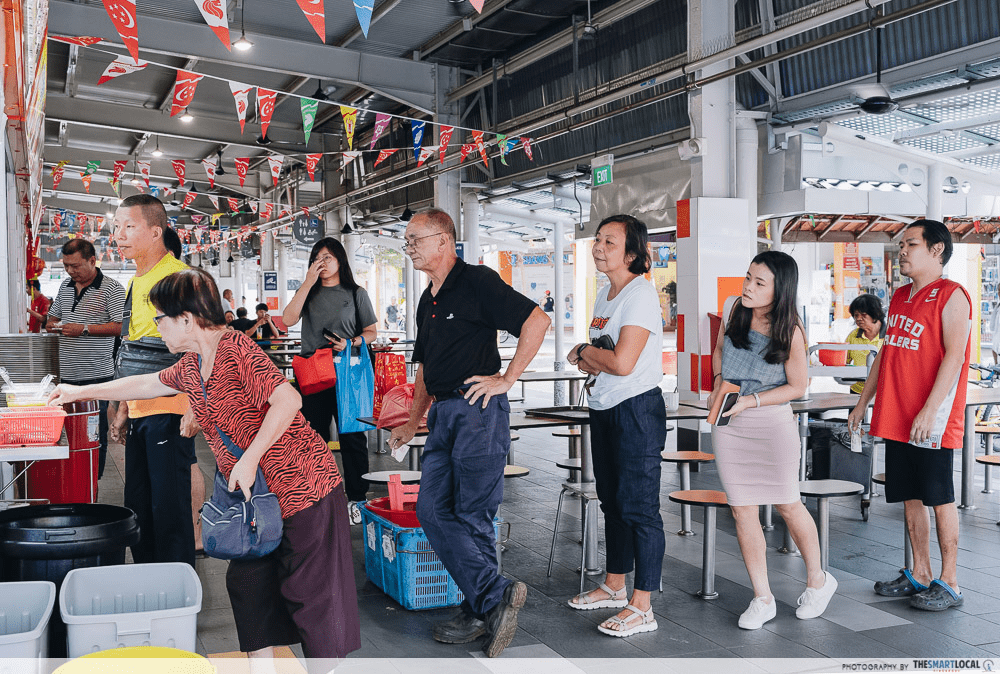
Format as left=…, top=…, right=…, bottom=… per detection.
left=0, top=503, right=140, bottom=657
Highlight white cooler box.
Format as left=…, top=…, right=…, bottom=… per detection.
left=0, top=581, right=56, bottom=660
left=59, top=562, right=202, bottom=656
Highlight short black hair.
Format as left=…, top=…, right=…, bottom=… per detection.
left=163, top=227, right=182, bottom=259
left=61, top=238, right=96, bottom=259
left=27, top=279, right=41, bottom=291
left=236, top=307, right=248, bottom=318
left=149, top=268, right=227, bottom=329
left=848, top=293, right=885, bottom=324
left=906, top=219, right=953, bottom=266
left=596, top=214, right=651, bottom=275
left=119, top=194, right=168, bottom=232
left=255, top=303, right=268, bottom=312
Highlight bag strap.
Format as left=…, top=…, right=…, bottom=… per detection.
left=121, top=285, right=133, bottom=338
left=196, top=354, right=244, bottom=460
left=352, top=287, right=364, bottom=339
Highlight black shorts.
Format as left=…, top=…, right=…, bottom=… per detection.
left=884, top=439, right=955, bottom=507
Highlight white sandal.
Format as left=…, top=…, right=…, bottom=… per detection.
left=567, top=582, right=628, bottom=611
left=597, top=604, right=658, bottom=637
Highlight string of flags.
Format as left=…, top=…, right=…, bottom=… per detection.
left=47, top=37, right=533, bottom=166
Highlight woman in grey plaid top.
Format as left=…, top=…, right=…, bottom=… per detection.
left=709, top=251, right=837, bottom=630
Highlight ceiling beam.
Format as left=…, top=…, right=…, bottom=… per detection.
left=48, top=0, right=442, bottom=113
left=64, top=44, right=79, bottom=97
left=335, top=0, right=404, bottom=48
left=417, top=0, right=517, bottom=60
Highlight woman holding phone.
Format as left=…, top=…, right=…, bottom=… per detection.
left=283, top=238, right=377, bottom=526
left=709, top=251, right=836, bottom=630
left=566, top=214, right=666, bottom=637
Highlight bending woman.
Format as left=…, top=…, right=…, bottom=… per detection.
left=49, top=268, right=360, bottom=671
left=709, top=250, right=836, bottom=630
left=283, top=237, right=377, bottom=525
left=566, top=214, right=666, bottom=637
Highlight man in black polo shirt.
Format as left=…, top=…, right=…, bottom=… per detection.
left=390, top=208, right=549, bottom=658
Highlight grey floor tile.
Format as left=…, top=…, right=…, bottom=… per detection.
left=803, top=631, right=910, bottom=658
left=861, top=623, right=997, bottom=657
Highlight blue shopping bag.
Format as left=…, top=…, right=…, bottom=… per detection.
left=335, top=337, right=375, bottom=433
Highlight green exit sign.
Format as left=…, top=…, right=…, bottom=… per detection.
left=592, top=164, right=613, bottom=186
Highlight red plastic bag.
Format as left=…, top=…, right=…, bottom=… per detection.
left=376, top=383, right=428, bottom=429
left=373, top=352, right=407, bottom=419
left=292, top=347, right=337, bottom=396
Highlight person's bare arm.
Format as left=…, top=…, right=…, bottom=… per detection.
left=282, top=259, right=324, bottom=326
left=723, top=327, right=808, bottom=419
left=388, top=365, right=432, bottom=449
left=49, top=374, right=178, bottom=405
left=465, top=307, right=550, bottom=407
left=848, top=349, right=882, bottom=432
left=227, top=382, right=301, bottom=499
left=570, top=326, right=650, bottom=377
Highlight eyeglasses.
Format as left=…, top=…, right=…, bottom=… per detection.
left=402, top=232, right=443, bottom=251
left=153, top=314, right=167, bottom=325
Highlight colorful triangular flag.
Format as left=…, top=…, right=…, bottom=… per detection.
left=170, top=70, right=204, bottom=117
left=472, top=130, right=488, bottom=167
left=354, top=0, right=374, bottom=37
left=208, top=195, right=220, bottom=211
left=136, top=160, right=151, bottom=186
left=411, top=121, right=426, bottom=162
left=301, top=98, right=319, bottom=145
left=439, top=126, right=455, bottom=165
left=521, top=137, right=533, bottom=161
left=172, top=160, right=186, bottom=187
left=51, top=161, right=68, bottom=190
left=249, top=201, right=259, bottom=214
left=417, top=145, right=439, bottom=167
left=101, top=0, right=140, bottom=63
left=193, top=0, right=230, bottom=50
left=228, top=82, right=254, bottom=133
left=201, top=159, right=217, bottom=188
left=267, top=155, right=284, bottom=187
left=306, top=154, right=322, bottom=180
left=227, top=197, right=240, bottom=213
left=97, top=56, right=147, bottom=85
left=261, top=202, right=274, bottom=220
left=497, top=134, right=509, bottom=166
left=369, top=112, right=391, bottom=149
left=84, top=160, right=101, bottom=176
left=234, top=158, right=249, bottom=187
left=81, top=173, right=93, bottom=193
left=340, top=106, right=358, bottom=150
left=257, top=88, right=277, bottom=139
left=459, top=143, right=474, bottom=163
left=470, top=0, right=485, bottom=12
left=181, top=191, right=197, bottom=210
left=374, top=149, right=396, bottom=169
left=295, top=0, right=325, bottom=42
left=50, top=35, right=103, bottom=46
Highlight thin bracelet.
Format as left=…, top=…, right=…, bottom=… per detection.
left=714, top=373, right=722, bottom=381
left=753, top=392, right=761, bottom=408
left=576, top=343, right=588, bottom=361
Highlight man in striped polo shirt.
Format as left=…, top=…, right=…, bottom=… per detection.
left=45, top=238, right=126, bottom=479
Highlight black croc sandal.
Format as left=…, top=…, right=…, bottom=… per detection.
left=910, top=580, right=963, bottom=611
left=874, top=569, right=928, bottom=597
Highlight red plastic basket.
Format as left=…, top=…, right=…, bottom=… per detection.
left=365, top=496, right=420, bottom=528
left=0, top=407, right=67, bottom=446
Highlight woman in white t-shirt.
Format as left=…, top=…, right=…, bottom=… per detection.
left=566, top=214, right=666, bottom=638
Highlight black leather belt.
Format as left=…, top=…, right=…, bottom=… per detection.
left=431, top=387, right=471, bottom=402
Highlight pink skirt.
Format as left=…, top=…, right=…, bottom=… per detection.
left=711, top=403, right=800, bottom=506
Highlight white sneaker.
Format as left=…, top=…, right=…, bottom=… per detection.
left=796, top=571, right=838, bottom=619
left=738, top=596, right=776, bottom=630
left=348, top=501, right=363, bottom=526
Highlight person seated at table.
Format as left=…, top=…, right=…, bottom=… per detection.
left=844, top=293, right=885, bottom=394
left=245, top=303, right=285, bottom=346
left=230, top=307, right=254, bottom=333
left=224, top=310, right=235, bottom=325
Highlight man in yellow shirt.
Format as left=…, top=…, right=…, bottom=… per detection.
left=112, top=194, right=195, bottom=566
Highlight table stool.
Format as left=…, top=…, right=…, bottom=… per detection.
left=405, top=436, right=426, bottom=470
left=799, top=479, right=864, bottom=571
left=553, top=429, right=581, bottom=481
left=872, top=473, right=913, bottom=569
left=547, top=481, right=601, bottom=594
left=975, top=456, right=1000, bottom=526
left=975, top=425, right=999, bottom=493
left=497, top=465, right=530, bottom=573
left=361, top=470, right=422, bottom=485
left=661, top=451, right=714, bottom=536
left=507, top=431, right=521, bottom=465
left=667, top=490, right=728, bottom=599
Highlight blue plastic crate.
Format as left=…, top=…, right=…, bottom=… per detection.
left=361, top=505, right=499, bottom=611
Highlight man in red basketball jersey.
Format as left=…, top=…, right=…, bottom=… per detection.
left=848, top=219, right=971, bottom=611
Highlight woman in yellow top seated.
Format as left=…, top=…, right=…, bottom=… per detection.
left=845, top=293, right=885, bottom=394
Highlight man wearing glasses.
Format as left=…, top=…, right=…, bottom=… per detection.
left=390, top=208, right=550, bottom=657
left=112, top=194, right=197, bottom=567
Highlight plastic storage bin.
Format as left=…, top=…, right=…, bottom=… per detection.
left=58, top=563, right=201, bottom=656
left=3, top=382, right=56, bottom=408
left=0, top=407, right=66, bottom=446
left=0, top=581, right=56, bottom=659
left=361, top=505, right=499, bottom=610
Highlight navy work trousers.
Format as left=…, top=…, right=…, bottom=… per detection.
left=589, top=387, right=667, bottom=592
left=416, top=392, right=511, bottom=618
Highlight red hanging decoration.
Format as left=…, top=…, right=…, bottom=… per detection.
left=439, top=126, right=455, bottom=165
left=172, top=160, right=187, bottom=187
left=234, top=158, right=249, bottom=187
left=295, top=0, right=326, bottom=42
left=257, top=88, right=278, bottom=139
left=170, top=70, right=204, bottom=117
left=194, top=0, right=231, bottom=50
left=306, top=154, right=322, bottom=180
left=101, top=0, right=141, bottom=63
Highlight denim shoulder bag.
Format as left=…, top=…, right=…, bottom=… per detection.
left=196, top=355, right=284, bottom=559
left=115, top=286, right=183, bottom=378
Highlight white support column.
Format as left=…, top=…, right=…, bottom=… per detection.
left=553, top=208, right=567, bottom=405
left=404, top=255, right=416, bottom=341
left=260, top=228, right=275, bottom=272
left=219, top=241, right=232, bottom=278
left=928, top=163, right=943, bottom=221
left=326, top=207, right=344, bottom=243
left=233, top=255, right=244, bottom=311
left=434, top=64, right=462, bottom=228
left=277, top=242, right=289, bottom=309
left=462, top=191, right=480, bottom=264
left=736, top=111, right=760, bottom=241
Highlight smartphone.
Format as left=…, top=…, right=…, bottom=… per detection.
left=715, top=391, right=740, bottom=426
left=322, top=328, right=341, bottom=343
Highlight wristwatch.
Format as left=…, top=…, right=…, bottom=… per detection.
left=81, top=325, right=90, bottom=337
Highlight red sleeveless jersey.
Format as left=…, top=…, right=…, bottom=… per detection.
left=869, top=278, right=971, bottom=449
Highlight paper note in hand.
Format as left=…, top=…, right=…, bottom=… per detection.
left=391, top=443, right=410, bottom=463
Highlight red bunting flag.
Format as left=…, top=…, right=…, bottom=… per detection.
left=101, top=0, right=140, bottom=63
left=51, top=162, right=67, bottom=190
left=97, top=56, right=147, bottom=85
left=439, top=126, right=455, bottom=165
left=181, top=191, right=197, bottom=210
left=111, top=160, right=128, bottom=188
left=257, top=88, right=278, bottom=138
left=228, top=82, right=254, bottom=133
left=374, top=149, right=395, bottom=169
left=417, top=145, right=438, bottom=167
left=234, top=158, right=249, bottom=187
left=459, top=143, right=474, bottom=164
left=227, top=197, right=240, bottom=212
left=306, top=154, right=322, bottom=180
left=267, top=155, right=284, bottom=187
left=472, top=130, right=489, bottom=167
left=81, top=173, right=92, bottom=193
left=369, top=112, right=391, bottom=149
left=470, top=0, right=485, bottom=12
left=136, top=160, right=151, bottom=186
left=249, top=201, right=259, bottom=214
left=201, top=159, right=217, bottom=188
left=302, top=206, right=311, bottom=218
left=51, top=210, right=63, bottom=232
left=295, top=0, right=325, bottom=42
left=521, top=137, right=533, bottom=161
left=208, top=195, right=219, bottom=211
left=172, top=160, right=186, bottom=187
left=279, top=208, right=291, bottom=219
left=261, top=203, right=274, bottom=220
left=50, top=35, right=103, bottom=46
left=170, top=70, right=204, bottom=117
left=194, top=0, right=230, bottom=50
